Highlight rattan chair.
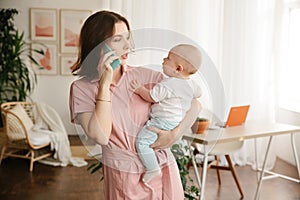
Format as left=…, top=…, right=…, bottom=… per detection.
left=0, top=102, right=53, bottom=172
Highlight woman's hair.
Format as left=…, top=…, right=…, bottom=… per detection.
left=72, top=10, right=130, bottom=79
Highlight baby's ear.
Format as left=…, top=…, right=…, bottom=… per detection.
left=176, top=64, right=184, bottom=72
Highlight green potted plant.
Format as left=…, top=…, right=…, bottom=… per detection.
left=192, top=117, right=210, bottom=134
left=171, top=143, right=200, bottom=199
left=0, top=9, right=43, bottom=127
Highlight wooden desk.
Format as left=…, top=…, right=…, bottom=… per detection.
left=183, top=122, right=300, bottom=200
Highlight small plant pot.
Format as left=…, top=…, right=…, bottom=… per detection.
left=192, top=120, right=210, bottom=134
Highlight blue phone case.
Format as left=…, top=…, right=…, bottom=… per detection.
left=104, top=44, right=121, bottom=70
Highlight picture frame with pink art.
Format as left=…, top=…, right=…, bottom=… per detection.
left=60, top=9, right=92, bottom=53
left=31, top=43, right=57, bottom=75
left=60, top=55, right=77, bottom=76
left=30, top=8, right=57, bottom=41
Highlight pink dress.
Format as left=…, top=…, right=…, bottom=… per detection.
left=70, top=66, right=184, bottom=200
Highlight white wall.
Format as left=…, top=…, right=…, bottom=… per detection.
left=0, top=0, right=104, bottom=134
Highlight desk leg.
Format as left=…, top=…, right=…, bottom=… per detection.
left=259, top=133, right=300, bottom=183
left=254, top=136, right=273, bottom=200
left=291, top=133, right=300, bottom=179
left=188, top=142, right=202, bottom=188
left=200, top=153, right=208, bottom=200
left=254, top=138, right=259, bottom=182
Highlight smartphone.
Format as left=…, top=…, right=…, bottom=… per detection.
left=104, top=44, right=121, bottom=70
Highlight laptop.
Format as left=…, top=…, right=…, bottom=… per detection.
left=215, top=105, right=250, bottom=128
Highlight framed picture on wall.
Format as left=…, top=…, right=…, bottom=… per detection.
left=30, top=8, right=57, bottom=41
left=60, top=9, right=92, bottom=53
left=60, top=55, right=77, bottom=75
left=31, top=43, right=58, bottom=75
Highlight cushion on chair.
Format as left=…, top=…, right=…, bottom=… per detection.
left=193, top=141, right=244, bottom=155
left=28, top=130, right=51, bottom=146
left=210, top=141, right=244, bottom=155
left=7, top=104, right=34, bottom=140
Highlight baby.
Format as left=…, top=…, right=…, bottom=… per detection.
left=131, top=44, right=202, bottom=183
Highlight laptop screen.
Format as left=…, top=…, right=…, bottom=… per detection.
left=225, top=105, right=250, bottom=127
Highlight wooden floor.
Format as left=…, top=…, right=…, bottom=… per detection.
left=0, top=136, right=299, bottom=200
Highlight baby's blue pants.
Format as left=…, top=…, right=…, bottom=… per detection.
left=136, top=117, right=179, bottom=171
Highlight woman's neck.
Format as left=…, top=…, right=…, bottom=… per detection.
left=111, top=65, right=123, bottom=85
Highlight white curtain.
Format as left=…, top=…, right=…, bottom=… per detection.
left=101, top=0, right=288, bottom=169
left=101, top=0, right=224, bottom=69
left=222, top=0, right=290, bottom=170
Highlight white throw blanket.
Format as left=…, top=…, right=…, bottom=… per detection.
left=31, top=102, right=87, bottom=167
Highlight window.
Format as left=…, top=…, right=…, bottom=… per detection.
left=278, top=6, right=300, bottom=112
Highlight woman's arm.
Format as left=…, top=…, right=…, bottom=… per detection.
left=150, top=98, right=202, bottom=149
left=76, top=111, right=110, bottom=145
left=76, top=53, right=115, bottom=145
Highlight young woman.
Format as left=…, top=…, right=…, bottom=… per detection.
left=69, top=10, right=201, bottom=199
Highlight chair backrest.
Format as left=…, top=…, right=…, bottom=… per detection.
left=1, top=102, right=35, bottom=143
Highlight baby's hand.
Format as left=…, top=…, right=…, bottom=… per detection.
left=130, top=80, right=142, bottom=93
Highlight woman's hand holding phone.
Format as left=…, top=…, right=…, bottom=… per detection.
left=104, top=44, right=121, bottom=71
left=96, top=49, right=114, bottom=86
left=97, top=44, right=121, bottom=84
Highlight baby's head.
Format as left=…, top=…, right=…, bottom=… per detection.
left=169, top=44, right=202, bottom=75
